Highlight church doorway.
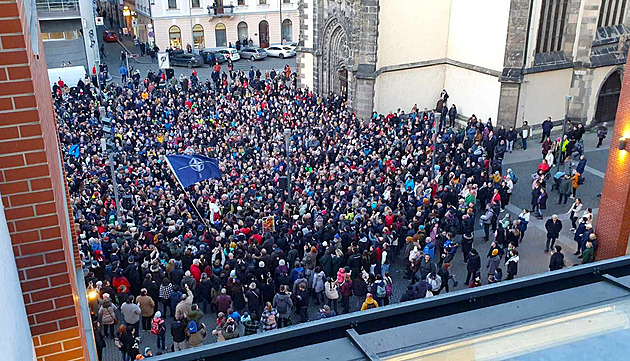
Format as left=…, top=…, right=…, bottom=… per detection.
left=338, top=68, right=348, bottom=99
left=594, top=70, right=622, bottom=124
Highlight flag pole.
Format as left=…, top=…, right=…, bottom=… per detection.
left=163, top=155, right=210, bottom=230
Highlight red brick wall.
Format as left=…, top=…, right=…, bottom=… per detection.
left=596, top=53, right=630, bottom=259
left=0, top=0, right=92, bottom=359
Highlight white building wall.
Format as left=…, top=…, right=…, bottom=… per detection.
left=446, top=0, right=510, bottom=72
left=0, top=192, right=37, bottom=361
left=444, top=65, right=501, bottom=122
left=518, top=68, right=574, bottom=127
left=374, top=65, right=446, bottom=114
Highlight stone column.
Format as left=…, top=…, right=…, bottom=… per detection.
left=497, top=0, right=532, bottom=128
left=597, top=52, right=630, bottom=259
left=567, top=0, right=600, bottom=124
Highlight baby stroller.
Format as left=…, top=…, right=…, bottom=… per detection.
left=551, top=171, right=565, bottom=191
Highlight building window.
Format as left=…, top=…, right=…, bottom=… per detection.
left=41, top=30, right=82, bottom=41
left=193, top=24, right=204, bottom=49
left=535, top=0, right=569, bottom=54
left=191, top=0, right=199, bottom=8
left=169, top=25, right=181, bottom=48
left=215, top=23, right=227, bottom=47
left=598, top=0, right=628, bottom=27
left=238, top=0, right=245, bottom=4
left=237, top=21, right=248, bottom=42
left=283, top=0, right=290, bottom=3
left=282, top=19, right=292, bottom=42
left=168, top=0, right=177, bottom=9
left=259, top=0, right=266, bottom=4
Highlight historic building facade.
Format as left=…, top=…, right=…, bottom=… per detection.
left=298, top=0, right=630, bottom=127
left=150, top=0, right=299, bottom=52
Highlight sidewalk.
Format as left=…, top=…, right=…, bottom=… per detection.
left=502, top=125, right=612, bottom=166
left=102, top=22, right=154, bottom=64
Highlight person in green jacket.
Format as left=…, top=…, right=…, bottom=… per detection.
left=581, top=242, right=595, bottom=264
left=520, top=121, right=531, bottom=150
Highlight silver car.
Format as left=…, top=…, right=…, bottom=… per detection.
left=239, top=47, right=268, bottom=61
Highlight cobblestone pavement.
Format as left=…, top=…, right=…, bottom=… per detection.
left=94, top=51, right=611, bottom=358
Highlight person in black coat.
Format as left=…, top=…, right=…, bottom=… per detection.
left=448, top=104, right=457, bottom=128
left=549, top=246, right=565, bottom=271
left=245, top=283, right=263, bottom=319
left=399, top=285, right=417, bottom=302
left=94, top=321, right=106, bottom=361
left=197, top=273, right=213, bottom=313
left=544, top=215, right=562, bottom=252
left=319, top=250, right=334, bottom=278
left=465, top=249, right=481, bottom=285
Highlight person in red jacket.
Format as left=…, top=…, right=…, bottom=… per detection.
left=190, top=259, right=202, bottom=284
left=112, top=269, right=131, bottom=292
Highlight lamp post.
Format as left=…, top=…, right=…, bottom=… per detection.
left=284, top=128, right=292, bottom=202
left=556, top=95, right=573, bottom=172
left=431, top=113, right=440, bottom=179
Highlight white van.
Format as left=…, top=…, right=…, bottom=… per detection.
left=215, top=47, right=240, bottom=61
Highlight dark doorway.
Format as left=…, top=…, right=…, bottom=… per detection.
left=338, top=68, right=347, bottom=99
left=259, top=21, right=269, bottom=48
left=594, top=71, right=622, bottom=124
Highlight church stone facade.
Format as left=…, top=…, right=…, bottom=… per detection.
left=298, top=0, right=630, bottom=128
left=297, top=0, right=379, bottom=120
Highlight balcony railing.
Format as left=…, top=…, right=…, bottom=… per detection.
left=36, top=0, right=79, bottom=13
left=207, top=5, right=234, bottom=17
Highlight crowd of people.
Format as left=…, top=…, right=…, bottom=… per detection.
left=51, top=59, right=602, bottom=360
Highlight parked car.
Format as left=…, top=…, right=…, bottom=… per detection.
left=199, top=49, right=226, bottom=64
left=102, top=31, right=118, bottom=43
left=286, top=42, right=298, bottom=51
left=240, top=47, right=268, bottom=61
left=215, top=47, right=240, bottom=61
left=170, top=51, right=204, bottom=68
left=265, top=45, right=296, bottom=58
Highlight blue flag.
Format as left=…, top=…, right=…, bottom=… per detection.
left=68, top=144, right=80, bottom=158
left=164, top=154, right=222, bottom=188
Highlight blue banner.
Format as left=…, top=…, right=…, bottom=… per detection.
left=164, top=154, right=222, bottom=188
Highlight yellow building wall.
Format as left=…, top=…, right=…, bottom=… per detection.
left=444, top=65, right=502, bottom=122
left=518, top=68, right=573, bottom=127
left=376, top=0, right=451, bottom=69
left=374, top=65, right=446, bottom=114
left=446, top=0, right=510, bottom=72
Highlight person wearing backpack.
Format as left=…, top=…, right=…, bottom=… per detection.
left=273, top=284, right=293, bottom=328
left=324, top=277, right=339, bottom=314
left=360, top=293, right=379, bottom=310
left=150, top=311, right=166, bottom=351
left=383, top=273, right=393, bottom=306
left=373, top=274, right=387, bottom=307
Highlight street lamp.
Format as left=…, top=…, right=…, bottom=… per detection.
left=556, top=95, right=573, bottom=172
left=284, top=129, right=292, bottom=202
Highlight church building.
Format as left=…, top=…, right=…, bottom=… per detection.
left=296, top=0, right=629, bottom=127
